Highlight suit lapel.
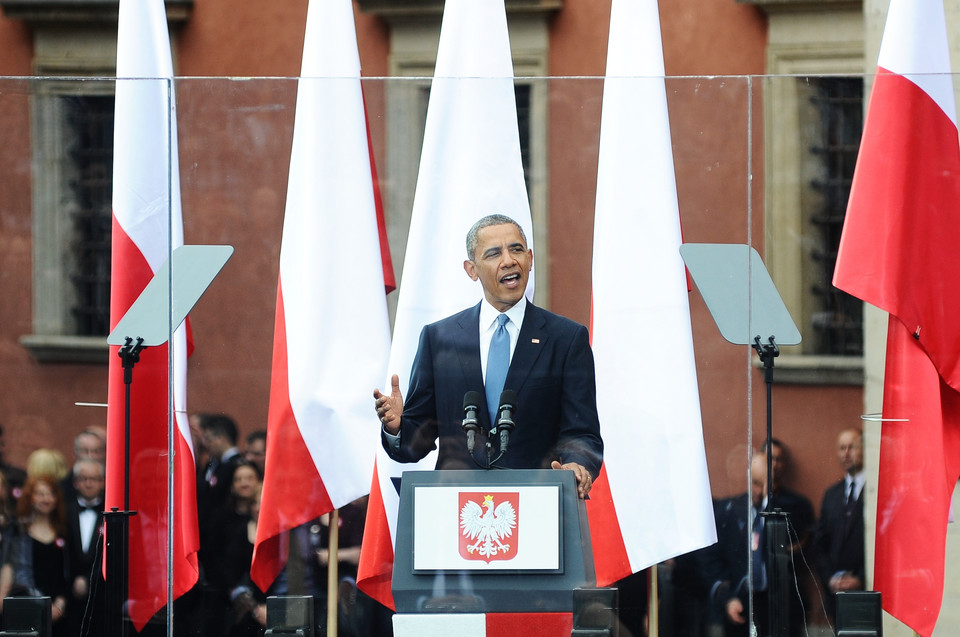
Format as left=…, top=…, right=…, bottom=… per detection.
left=456, top=304, right=485, bottom=392
left=505, top=303, right=547, bottom=394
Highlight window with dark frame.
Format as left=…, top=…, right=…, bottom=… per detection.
left=807, top=77, right=864, bottom=357
left=63, top=94, right=114, bottom=337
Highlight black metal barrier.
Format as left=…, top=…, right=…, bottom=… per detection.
left=572, top=587, right=618, bottom=637
left=836, top=591, right=882, bottom=637
left=264, top=595, right=315, bottom=637
left=0, top=597, right=50, bottom=637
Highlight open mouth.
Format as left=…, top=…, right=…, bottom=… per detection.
left=500, top=272, right=521, bottom=286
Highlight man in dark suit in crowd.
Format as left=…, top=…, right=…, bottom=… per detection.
left=374, top=214, right=602, bottom=496
left=196, top=414, right=243, bottom=531
left=761, top=438, right=815, bottom=546
left=61, top=429, right=107, bottom=504
left=194, top=414, right=244, bottom=637
left=0, top=424, right=26, bottom=504
left=814, top=428, right=866, bottom=621
left=709, top=453, right=807, bottom=637
left=709, top=454, right=767, bottom=637
left=65, top=458, right=106, bottom=637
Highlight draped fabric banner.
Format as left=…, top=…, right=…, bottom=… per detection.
left=251, top=0, right=393, bottom=592
left=356, top=0, right=534, bottom=609
left=107, top=0, right=197, bottom=628
left=833, top=1, right=960, bottom=634
left=587, top=0, right=716, bottom=584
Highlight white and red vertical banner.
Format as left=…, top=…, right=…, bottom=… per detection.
left=357, top=0, right=533, bottom=609
left=833, top=1, right=960, bottom=634
left=107, top=0, right=197, bottom=629
left=587, top=0, right=716, bottom=584
left=250, top=0, right=393, bottom=592
left=393, top=612, right=573, bottom=636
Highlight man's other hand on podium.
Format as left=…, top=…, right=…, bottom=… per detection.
left=374, top=373, right=404, bottom=435
left=551, top=460, right=592, bottom=499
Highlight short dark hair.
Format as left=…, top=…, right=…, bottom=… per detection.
left=761, top=438, right=784, bottom=454
left=465, top=214, right=527, bottom=260
left=245, top=429, right=266, bottom=446
left=201, top=414, right=238, bottom=445
left=231, top=458, right=263, bottom=483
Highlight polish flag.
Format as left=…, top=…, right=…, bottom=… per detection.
left=356, top=0, right=534, bottom=609
left=107, top=0, right=198, bottom=629
left=250, top=0, right=392, bottom=591
left=587, top=0, right=716, bottom=584
left=393, top=612, right=573, bottom=636
left=833, top=1, right=960, bottom=634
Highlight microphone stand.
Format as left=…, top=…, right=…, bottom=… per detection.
left=105, top=336, right=144, bottom=637
left=753, top=335, right=789, bottom=637
left=464, top=394, right=515, bottom=470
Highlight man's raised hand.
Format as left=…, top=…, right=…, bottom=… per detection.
left=374, top=374, right=404, bottom=434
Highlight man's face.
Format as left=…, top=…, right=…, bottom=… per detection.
left=202, top=429, right=228, bottom=456
left=75, top=434, right=105, bottom=463
left=837, top=430, right=863, bottom=475
left=750, top=455, right=767, bottom=508
left=74, top=464, right=105, bottom=501
left=463, top=223, right=532, bottom=312
left=245, top=440, right=266, bottom=471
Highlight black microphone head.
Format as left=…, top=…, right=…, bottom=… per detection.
left=498, top=389, right=517, bottom=409
left=464, top=390, right=482, bottom=411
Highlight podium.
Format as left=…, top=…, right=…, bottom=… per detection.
left=393, top=469, right=595, bottom=620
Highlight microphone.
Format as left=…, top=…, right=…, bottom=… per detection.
left=496, top=390, right=517, bottom=456
left=462, top=391, right=482, bottom=454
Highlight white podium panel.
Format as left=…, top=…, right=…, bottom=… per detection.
left=412, top=485, right=560, bottom=571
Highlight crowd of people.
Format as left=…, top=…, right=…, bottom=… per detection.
left=190, top=413, right=392, bottom=637
left=0, top=418, right=392, bottom=637
left=638, top=431, right=868, bottom=637
left=0, top=426, right=108, bottom=637
left=0, top=413, right=865, bottom=637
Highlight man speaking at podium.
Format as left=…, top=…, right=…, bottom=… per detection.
left=374, top=214, right=602, bottom=498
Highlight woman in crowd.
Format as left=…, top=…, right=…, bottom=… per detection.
left=0, top=474, right=71, bottom=636
left=203, top=459, right=264, bottom=637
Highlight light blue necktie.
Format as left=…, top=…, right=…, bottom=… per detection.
left=486, top=314, right=510, bottom=424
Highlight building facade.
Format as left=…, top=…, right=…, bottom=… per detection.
left=1, top=0, right=956, bottom=634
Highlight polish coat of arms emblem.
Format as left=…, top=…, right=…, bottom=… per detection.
left=458, top=492, right=519, bottom=563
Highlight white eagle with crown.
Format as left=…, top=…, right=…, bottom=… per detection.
left=460, top=494, right=518, bottom=559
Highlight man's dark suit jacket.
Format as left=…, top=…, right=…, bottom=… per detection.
left=383, top=302, right=603, bottom=476
left=707, top=493, right=806, bottom=637
left=708, top=494, right=751, bottom=600
left=65, top=498, right=105, bottom=636
left=814, top=479, right=865, bottom=615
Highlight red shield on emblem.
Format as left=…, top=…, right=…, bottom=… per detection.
left=458, top=491, right=520, bottom=563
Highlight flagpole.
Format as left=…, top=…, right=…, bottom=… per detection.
left=327, top=509, right=339, bottom=635
left=648, top=566, right=659, bottom=637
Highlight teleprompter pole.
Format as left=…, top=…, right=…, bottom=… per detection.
left=105, top=337, right=145, bottom=637
left=753, top=335, right=788, bottom=637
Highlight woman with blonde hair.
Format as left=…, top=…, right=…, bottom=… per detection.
left=25, top=449, right=68, bottom=482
